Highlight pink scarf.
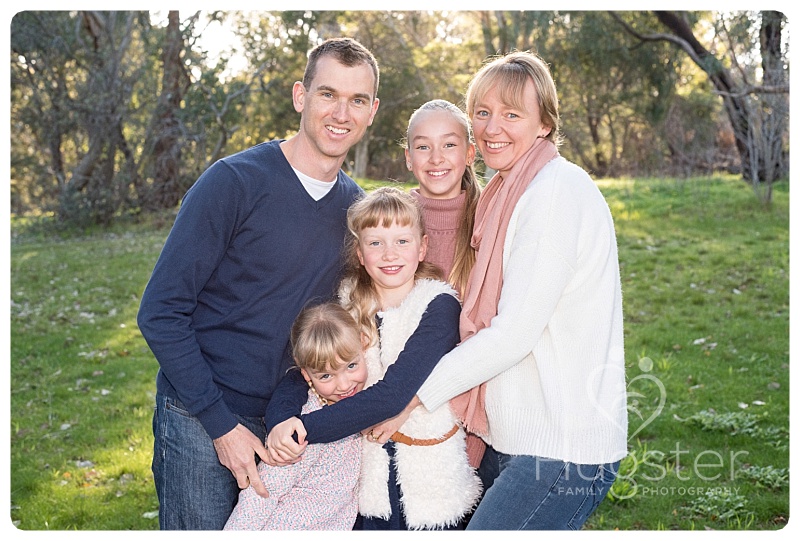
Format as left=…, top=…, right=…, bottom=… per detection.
left=450, top=138, right=558, bottom=465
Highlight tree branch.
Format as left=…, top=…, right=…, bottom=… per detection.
left=608, top=11, right=788, bottom=98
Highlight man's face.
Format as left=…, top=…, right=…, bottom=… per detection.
left=293, top=56, right=380, bottom=164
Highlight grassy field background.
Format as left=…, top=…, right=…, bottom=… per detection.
left=8, top=175, right=789, bottom=530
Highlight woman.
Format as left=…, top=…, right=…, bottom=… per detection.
left=408, top=51, right=628, bottom=530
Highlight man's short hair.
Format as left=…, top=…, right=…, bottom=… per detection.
left=303, top=37, right=380, bottom=100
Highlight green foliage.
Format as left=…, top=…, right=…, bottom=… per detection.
left=681, top=410, right=759, bottom=435
left=9, top=176, right=789, bottom=530
left=737, top=465, right=789, bottom=490
left=534, top=11, right=683, bottom=177
left=11, top=11, right=786, bottom=225
left=681, top=492, right=754, bottom=525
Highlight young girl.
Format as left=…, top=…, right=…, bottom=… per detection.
left=404, top=99, right=481, bottom=299
left=264, top=187, right=481, bottom=530
left=223, top=303, right=368, bottom=530
left=401, top=99, right=487, bottom=471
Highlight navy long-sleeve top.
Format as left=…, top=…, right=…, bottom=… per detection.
left=265, top=294, right=461, bottom=443
left=137, top=140, right=363, bottom=440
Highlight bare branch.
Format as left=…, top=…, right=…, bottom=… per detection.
left=715, top=84, right=790, bottom=98
left=608, top=11, right=707, bottom=67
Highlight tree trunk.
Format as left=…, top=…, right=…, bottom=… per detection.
left=479, top=12, right=496, bottom=56
left=59, top=12, right=140, bottom=223
left=759, top=11, right=788, bottom=182
left=140, top=10, right=190, bottom=210
left=652, top=12, right=754, bottom=177
left=586, top=107, right=608, bottom=177
left=353, top=134, right=370, bottom=179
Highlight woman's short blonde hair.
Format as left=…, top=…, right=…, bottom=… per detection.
left=466, top=51, right=561, bottom=146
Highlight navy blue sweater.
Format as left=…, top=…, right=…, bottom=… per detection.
left=265, top=294, right=461, bottom=443
left=137, top=140, right=363, bottom=439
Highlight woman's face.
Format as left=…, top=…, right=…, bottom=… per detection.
left=470, top=78, right=551, bottom=178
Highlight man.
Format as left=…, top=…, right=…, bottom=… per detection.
left=137, top=37, right=380, bottom=530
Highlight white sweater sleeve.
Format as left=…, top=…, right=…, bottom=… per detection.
left=418, top=165, right=579, bottom=411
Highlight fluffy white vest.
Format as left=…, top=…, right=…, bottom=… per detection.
left=354, top=279, right=482, bottom=529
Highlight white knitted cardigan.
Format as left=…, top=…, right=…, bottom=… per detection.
left=346, top=278, right=482, bottom=530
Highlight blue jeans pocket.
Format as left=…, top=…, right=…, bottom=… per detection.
left=164, top=396, right=192, bottom=416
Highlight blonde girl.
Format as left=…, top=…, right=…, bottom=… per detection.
left=403, top=99, right=482, bottom=298
left=224, top=303, right=367, bottom=530
left=264, top=187, right=481, bottom=530
left=400, top=99, right=489, bottom=475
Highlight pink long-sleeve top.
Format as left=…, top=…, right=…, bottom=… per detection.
left=410, top=188, right=465, bottom=278
left=224, top=391, right=362, bottom=530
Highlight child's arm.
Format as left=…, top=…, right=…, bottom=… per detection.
left=268, top=293, right=460, bottom=444
left=366, top=394, right=420, bottom=444
left=264, top=369, right=309, bottom=430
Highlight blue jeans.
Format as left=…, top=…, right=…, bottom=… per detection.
left=151, top=393, right=266, bottom=530
left=467, top=448, right=619, bottom=530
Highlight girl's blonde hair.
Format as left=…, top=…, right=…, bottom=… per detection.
left=290, top=303, right=362, bottom=373
left=466, top=51, right=562, bottom=147
left=342, top=187, right=442, bottom=343
left=404, top=99, right=481, bottom=298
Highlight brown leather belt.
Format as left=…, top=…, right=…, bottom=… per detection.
left=390, top=423, right=460, bottom=446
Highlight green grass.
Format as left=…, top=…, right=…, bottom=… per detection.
left=584, top=176, right=789, bottom=530
left=8, top=175, right=789, bottom=530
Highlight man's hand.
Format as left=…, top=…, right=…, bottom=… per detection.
left=264, top=417, right=308, bottom=466
left=213, top=423, right=271, bottom=498
left=362, top=395, right=420, bottom=444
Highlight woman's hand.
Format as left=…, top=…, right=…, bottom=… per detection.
left=362, top=395, right=421, bottom=444
left=264, top=417, right=307, bottom=466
